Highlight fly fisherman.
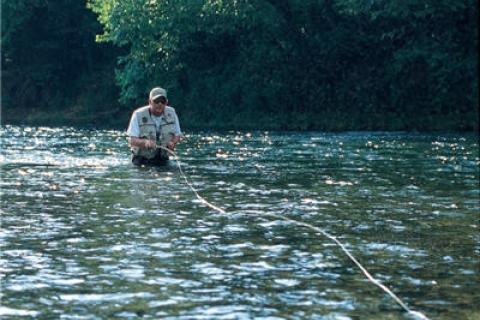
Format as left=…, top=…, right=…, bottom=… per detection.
left=127, top=87, right=183, bottom=166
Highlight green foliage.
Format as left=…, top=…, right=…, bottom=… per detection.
left=2, top=0, right=477, bottom=131
left=1, top=0, right=122, bottom=127
left=85, top=0, right=477, bottom=131
left=336, top=0, right=478, bottom=131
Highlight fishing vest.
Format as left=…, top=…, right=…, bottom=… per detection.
left=131, top=106, right=178, bottom=159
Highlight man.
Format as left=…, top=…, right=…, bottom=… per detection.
left=127, top=87, right=183, bottom=166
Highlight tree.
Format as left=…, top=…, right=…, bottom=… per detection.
left=2, top=0, right=121, bottom=126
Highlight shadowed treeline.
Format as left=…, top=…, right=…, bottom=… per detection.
left=2, top=0, right=478, bottom=131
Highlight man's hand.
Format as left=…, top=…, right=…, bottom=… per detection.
left=144, top=139, right=156, bottom=149
left=166, top=141, right=176, bottom=151
left=167, top=135, right=182, bottom=151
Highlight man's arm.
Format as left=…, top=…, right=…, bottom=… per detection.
left=129, top=136, right=156, bottom=149
left=127, top=112, right=156, bottom=149
left=166, top=111, right=183, bottom=150
left=167, top=112, right=183, bottom=151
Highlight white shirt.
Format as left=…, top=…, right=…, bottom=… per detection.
left=127, top=106, right=182, bottom=137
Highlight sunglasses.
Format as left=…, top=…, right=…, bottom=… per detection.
left=153, top=96, right=167, bottom=104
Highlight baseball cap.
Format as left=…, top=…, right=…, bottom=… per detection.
left=149, top=87, right=167, bottom=100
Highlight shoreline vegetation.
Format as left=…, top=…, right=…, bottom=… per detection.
left=3, top=110, right=477, bottom=133
left=2, top=1, right=478, bottom=132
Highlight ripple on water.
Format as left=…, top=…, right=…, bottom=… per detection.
left=59, top=292, right=155, bottom=303
left=1, top=127, right=478, bottom=320
left=0, top=307, right=40, bottom=317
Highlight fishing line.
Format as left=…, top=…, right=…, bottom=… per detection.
left=157, top=145, right=430, bottom=320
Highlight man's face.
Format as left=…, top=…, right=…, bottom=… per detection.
left=150, top=96, right=167, bottom=116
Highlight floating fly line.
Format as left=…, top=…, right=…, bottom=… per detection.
left=157, top=146, right=430, bottom=320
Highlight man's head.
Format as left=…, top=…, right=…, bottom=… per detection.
left=149, top=87, right=168, bottom=116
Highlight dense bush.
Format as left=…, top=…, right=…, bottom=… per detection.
left=1, top=0, right=124, bottom=127
left=2, top=0, right=478, bottom=131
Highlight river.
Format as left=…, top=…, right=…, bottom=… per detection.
left=1, top=126, right=478, bottom=319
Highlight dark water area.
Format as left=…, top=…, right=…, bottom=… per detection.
left=1, top=126, right=479, bottom=319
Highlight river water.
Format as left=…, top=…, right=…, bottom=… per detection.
left=0, top=126, right=478, bottom=320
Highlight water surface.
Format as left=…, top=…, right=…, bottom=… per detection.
left=1, top=126, right=479, bottom=319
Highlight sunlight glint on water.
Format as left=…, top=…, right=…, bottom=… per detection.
left=1, top=126, right=479, bottom=319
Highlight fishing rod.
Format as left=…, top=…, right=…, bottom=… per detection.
left=156, top=145, right=430, bottom=320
